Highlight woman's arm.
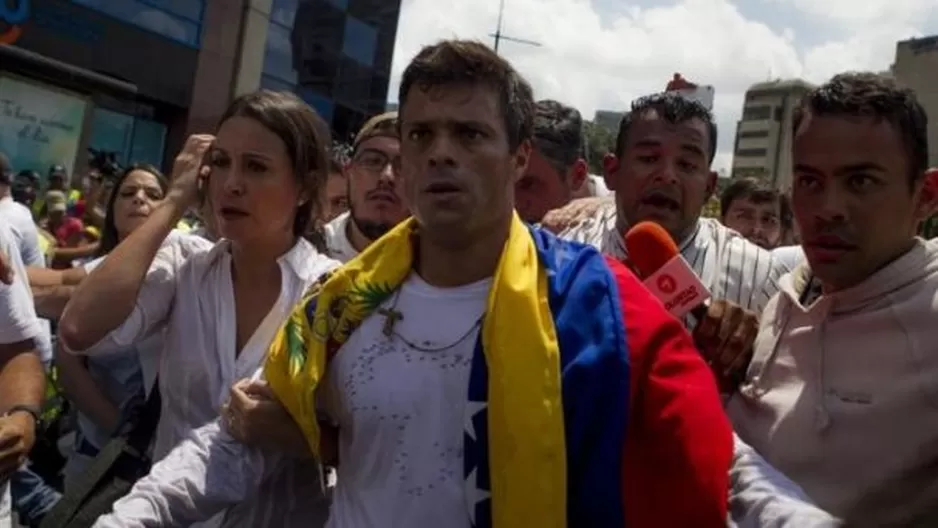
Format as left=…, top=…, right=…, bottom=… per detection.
left=50, top=243, right=99, bottom=264
left=55, top=345, right=120, bottom=433
left=26, top=266, right=85, bottom=287
left=28, top=267, right=88, bottom=319
left=32, top=285, right=77, bottom=320
left=58, top=194, right=187, bottom=353
left=59, top=134, right=213, bottom=353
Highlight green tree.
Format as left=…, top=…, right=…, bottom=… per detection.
left=583, top=121, right=616, bottom=174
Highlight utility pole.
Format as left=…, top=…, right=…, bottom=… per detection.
left=490, top=0, right=541, bottom=53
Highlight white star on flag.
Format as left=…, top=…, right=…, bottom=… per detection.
left=465, top=467, right=490, bottom=526
left=463, top=400, right=487, bottom=442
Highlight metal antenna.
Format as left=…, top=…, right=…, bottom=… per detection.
left=490, top=0, right=541, bottom=53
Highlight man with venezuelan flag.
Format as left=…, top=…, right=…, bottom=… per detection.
left=263, top=41, right=732, bottom=527
left=86, top=40, right=732, bottom=528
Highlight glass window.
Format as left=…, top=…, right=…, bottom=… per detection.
left=738, top=130, right=769, bottom=139
left=136, top=0, right=204, bottom=23
left=71, top=0, right=202, bottom=48
left=341, top=15, right=376, bottom=67
left=0, top=76, right=88, bottom=183
left=128, top=118, right=167, bottom=169
left=260, top=74, right=296, bottom=93
left=263, top=22, right=298, bottom=84
left=741, top=105, right=772, bottom=121
left=334, top=56, right=372, bottom=108
left=299, top=87, right=335, bottom=125
left=88, top=108, right=135, bottom=166
left=736, top=148, right=768, bottom=158
left=271, top=0, right=297, bottom=27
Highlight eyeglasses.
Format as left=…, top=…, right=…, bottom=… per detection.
left=351, top=150, right=400, bottom=174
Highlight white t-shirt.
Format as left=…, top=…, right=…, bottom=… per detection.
left=0, top=223, right=41, bottom=345
left=0, top=196, right=53, bottom=363
left=0, top=222, right=42, bottom=528
left=323, top=212, right=359, bottom=264
left=771, top=245, right=806, bottom=275
left=321, top=272, right=491, bottom=528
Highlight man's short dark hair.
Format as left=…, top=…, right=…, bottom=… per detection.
left=720, top=177, right=792, bottom=229
left=793, top=72, right=928, bottom=184
left=532, top=99, right=583, bottom=178
left=720, top=178, right=779, bottom=216
left=615, top=92, right=718, bottom=162
left=398, top=39, right=534, bottom=150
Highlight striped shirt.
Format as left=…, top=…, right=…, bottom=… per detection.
left=558, top=203, right=783, bottom=321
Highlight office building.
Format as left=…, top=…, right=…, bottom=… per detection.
left=259, top=0, right=403, bottom=142
left=0, top=0, right=402, bottom=185
left=731, top=78, right=814, bottom=190
left=0, top=0, right=248, bottom=183
left=893, top=35, right=938, bottom=168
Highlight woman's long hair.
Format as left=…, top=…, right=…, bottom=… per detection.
left=217, top=90, right=331, bottom=251
left=97, top=164, right=168, bottom=257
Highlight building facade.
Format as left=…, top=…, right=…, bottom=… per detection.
left=731, top=79, right=813, bottom=190
left=0, top=0, right=402, bottom=186
left=259, top=0, right=403, bottom=142
left=893, top=35, right=938, bottom=169
left=0, top=0, right=246, bottom=184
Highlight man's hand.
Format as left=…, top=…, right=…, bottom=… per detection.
left=692, top=299, right=760, bottom=393
left=222, top=379, right=311, bottom=458
left=0, top=412, right=36, bottom=483
left=0, top=250, right=12, bottom=285
left=540, top=196, right=613, bottom=234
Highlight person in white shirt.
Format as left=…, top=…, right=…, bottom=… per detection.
left=53, top=164, right=193, bottom=490
left=323, top=112, right=408, bottom=263
left=0, top=154, right=53, bottom=367
left=771, top=244, right=805, bottom=273
left=557, top=94, right=782, bottom=323
left=0, top=226, right=46, bottom=528
left=59, top=90, right=340, bottom=527
left=554, top=94, right=781, bottom=392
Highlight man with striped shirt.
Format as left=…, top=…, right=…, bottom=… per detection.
left=555, top=92, right=835, bottom=525
left=558, top=93, right=783, bottom=325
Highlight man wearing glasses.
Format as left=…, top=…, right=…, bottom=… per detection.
left=324, top=112, right=409, bottom=263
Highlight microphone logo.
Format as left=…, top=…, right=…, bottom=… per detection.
left=657, top=274, right=677, bottom=295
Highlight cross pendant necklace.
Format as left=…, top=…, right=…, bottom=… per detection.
left=378, top=306, right=403, bottom=337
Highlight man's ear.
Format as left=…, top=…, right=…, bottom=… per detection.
left=569, top=158, right=589, bottom=192
left=513, top=139, right=533, bottom=184
left=915, top=168, right=938, bottom=223
left=602, top=153, right=620, bottom=192
left=705, top=170, right=718, bottom=199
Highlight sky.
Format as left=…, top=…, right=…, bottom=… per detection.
left=387, top=0, right=938, bottom=174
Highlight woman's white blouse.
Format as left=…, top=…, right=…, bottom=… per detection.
left=77, top=234, right=340, bottom=527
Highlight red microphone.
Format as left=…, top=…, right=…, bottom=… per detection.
left=624, top=221, right=711, bottom=320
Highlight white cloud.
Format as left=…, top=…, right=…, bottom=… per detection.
left=389, top=0, right=932, bottom=173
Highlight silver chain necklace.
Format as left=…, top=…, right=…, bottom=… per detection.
left=378, top=288, right=485, bottom=353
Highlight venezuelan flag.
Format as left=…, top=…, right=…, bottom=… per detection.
left=265, top=213, right=632, bottom=526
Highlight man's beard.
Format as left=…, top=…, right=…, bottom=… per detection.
left=350, top=207, right=393, bottom=242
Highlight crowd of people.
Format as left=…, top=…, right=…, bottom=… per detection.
left=0, top=38, right=936, bottom=527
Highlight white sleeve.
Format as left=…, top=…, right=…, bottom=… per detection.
left=92, top=421, right=280, bottom=527
left=728, top=434, right=841, bottom=527
left=0, top=227, right=41, bottom=345
left=77, top=232, right=213, bottom=356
